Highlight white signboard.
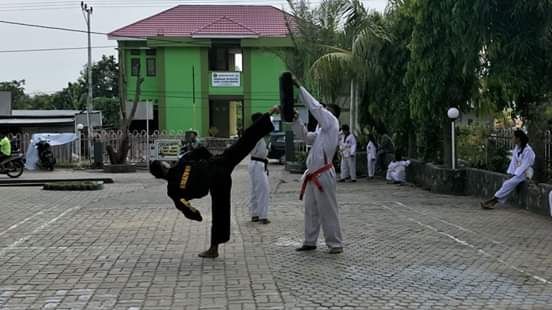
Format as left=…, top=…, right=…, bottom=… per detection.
left=126, top=101, right=154, bottom=120
left=212, top=72, right=240, bottom=87
left=150, top=139, right=181, bottom=161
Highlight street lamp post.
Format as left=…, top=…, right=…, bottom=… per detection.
left=81, top=1, right=93, bottom=163
left=76, top=123, right=84, bottom=166
left=447, top=107, right=460, bottom=170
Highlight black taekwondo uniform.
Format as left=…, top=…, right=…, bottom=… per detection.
left=166, top=113, right=274, bottom=245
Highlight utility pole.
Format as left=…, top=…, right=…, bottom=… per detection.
left=81, top=1, right=93, bottom=163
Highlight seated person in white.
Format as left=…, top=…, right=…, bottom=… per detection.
left=481, top=130, right=535, bottom=209
left=386, top=152, right=410, bottom=184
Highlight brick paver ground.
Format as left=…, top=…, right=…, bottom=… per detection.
left=1, top=165, right=552, bottom=309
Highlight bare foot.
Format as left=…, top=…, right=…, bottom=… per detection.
left=198, top=248, right=219, bottom=258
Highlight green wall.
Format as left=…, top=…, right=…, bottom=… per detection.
left=124, top=48, right=160, bottom=103
left=163, top=47, right=204, bottom=133
left=249, top=49, right=287, bottom=125
left=120, top=40, right=289, bottom=134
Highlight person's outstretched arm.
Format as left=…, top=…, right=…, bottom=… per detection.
left=297, top=86, right=337, bottom=131
left=292, top=116, right=317, bottom=145
left=170, top=196, right=203, bottom=221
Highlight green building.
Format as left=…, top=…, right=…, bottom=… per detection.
left=108, top=5, right=293, bottom=137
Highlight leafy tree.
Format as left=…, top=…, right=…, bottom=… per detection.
left=93, top=97, right=120, bottom=128
left=406, top=0, right=482, bottom=163
left=78, top=55, right=119, bottom=99
left=0, top=80, right=30, bottom=109
left=479, top=0, right=552, bottom=181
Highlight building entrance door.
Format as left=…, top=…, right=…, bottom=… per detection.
left=209, top=99, right=244, bottom=138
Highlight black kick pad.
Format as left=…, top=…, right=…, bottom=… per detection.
left=279, top=72, right=295, bottom=122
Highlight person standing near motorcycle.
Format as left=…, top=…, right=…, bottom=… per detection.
left=0, top=133, right=11, bottom=163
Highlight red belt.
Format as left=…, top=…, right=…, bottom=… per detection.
left=299, top=163, right=334, bottom=200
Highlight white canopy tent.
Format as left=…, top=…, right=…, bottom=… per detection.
left=25, top=133, right=78, bottom=170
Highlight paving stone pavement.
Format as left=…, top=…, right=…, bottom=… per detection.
left=1, top=166, right=552, bottom=309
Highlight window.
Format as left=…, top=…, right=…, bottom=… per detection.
left=146, top=58, right=156, bottom=76
left=130, top=49, right=140, bottom=55
left=146, top=49, right=157, bottom=56
left=131, top=58, right=140, bottom=76
left=208, top=47, right=242, bottom=72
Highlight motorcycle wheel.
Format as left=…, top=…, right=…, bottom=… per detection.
left=7, top=161, right=24, bottom=178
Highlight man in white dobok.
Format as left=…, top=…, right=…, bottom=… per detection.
left=339, top=124, right=357, bottom=182
left=248, top=113, right=271, bottom=224
left=292, top=78, right=344, bottom=254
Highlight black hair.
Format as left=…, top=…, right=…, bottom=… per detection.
left=327, top=104, right=341, bottom=118
left=514, top=129, right=529, bottom=155
left=251, top=112, right=263, bottom=123
left=341, top=124, right=350, bottom=132
left=149, top=160, right=166, bottom=179
left=395, top=150, right=403, bottom=161
left=367, top=134, right=376, bottom=144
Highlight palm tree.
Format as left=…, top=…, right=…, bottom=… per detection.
left=308, top=0, right=390, bottom=133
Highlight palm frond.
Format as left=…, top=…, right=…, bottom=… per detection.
left=310, top=52, right=354, bottom=79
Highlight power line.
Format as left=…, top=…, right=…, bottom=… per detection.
left=0, top=19, right=213, bottom=47
left=0, top=46, right=116, bottom=53
left=0, top=19, right=105, bottom=35
left=0, top=0, right=303, bottom=12
left=0, top=0, right=299, bottom=7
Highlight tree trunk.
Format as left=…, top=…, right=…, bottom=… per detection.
left=106, top=64, right=144, bottom=165
left=408, top=122, right=417, bottom=159
left=527, top=102, right=547, bottom=182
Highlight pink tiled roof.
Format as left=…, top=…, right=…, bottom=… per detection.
left=192, top=16, right=258, bottom=37
left=109, top=5, right=294, bottom=38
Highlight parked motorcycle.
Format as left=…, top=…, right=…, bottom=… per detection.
left=0, top=154, right=25, bottom=178
left=36, top=140, right=56, bottom=171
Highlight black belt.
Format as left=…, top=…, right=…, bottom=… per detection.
left=251, top=156, right=269, bottom=175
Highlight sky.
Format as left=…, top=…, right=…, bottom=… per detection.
left=0, top=0, right=388, bottom=94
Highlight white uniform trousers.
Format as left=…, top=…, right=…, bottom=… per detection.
left=340, top=156, right=356, bottom=181
left=248, top=161, right=269, bottom=219
left=303, top=169, right=343, bottom=248
left=494, top=174, right=526, bottom=203
left=549, top=191, right=552, bottom=217
left=367, top=156, right=376, bottom=178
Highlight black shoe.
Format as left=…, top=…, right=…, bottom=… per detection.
left=338, top=179, right=346, bottom=183
left=260, top=219, right=271, bottom=224
left=251, top=216, right=259, bottom=222
left=296, top=245, right=317, bottom=251
left=328, top=247, right=343, bottom=254
left=351, top=180, right=357, bottom=183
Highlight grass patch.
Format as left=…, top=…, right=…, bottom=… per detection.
left=43, top=181, right=104, bottom=191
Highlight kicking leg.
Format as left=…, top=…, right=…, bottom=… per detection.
left=220, top=114, right=274, bottom=170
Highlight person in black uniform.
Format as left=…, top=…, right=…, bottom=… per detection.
left=150, top=106, right=278, bottom=258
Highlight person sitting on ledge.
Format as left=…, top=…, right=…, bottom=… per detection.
left=481, top=129, right=535, bottom=210
left=386, top=151, right=410, bottom=184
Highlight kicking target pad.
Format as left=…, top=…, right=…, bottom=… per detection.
left=279, top=72, right=295, bottom=122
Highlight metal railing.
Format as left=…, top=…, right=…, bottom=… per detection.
left=491, top=128, right=551, bottom=180
left=8, top=131, right=235, bottom=166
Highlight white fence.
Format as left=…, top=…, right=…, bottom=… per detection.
left=8, top=131, right=235, bottom=166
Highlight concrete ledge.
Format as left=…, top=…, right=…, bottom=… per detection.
left=406, top=160, right=466, bottom=195
left=407, top=160, right=552, bottom=216
left=0, top=178, right=114, bottom=187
